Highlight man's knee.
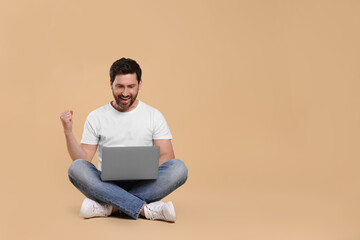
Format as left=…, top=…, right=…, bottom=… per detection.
left=168, top=158, right=188, bottom=184
left=68, top=159, right=90, bottom=180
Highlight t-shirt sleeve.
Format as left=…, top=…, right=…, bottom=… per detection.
left=80, top=113, right=100, bottom=145
left=153, top=109, right=173, bottom=140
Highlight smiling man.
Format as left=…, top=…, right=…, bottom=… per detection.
left=60, top=58, right=188, bottom=222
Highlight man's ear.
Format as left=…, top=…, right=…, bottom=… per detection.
left=138, top=80, right=143, bottom=90
left=110, top=80, right=113, bottom=88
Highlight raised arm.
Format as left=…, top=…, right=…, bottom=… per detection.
left=59, top=110, right=97, bottom=162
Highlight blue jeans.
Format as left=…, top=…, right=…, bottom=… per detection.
left=68, top=158, right=188, bottom=219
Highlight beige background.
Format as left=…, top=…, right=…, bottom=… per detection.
left=1, top=0, right=360, bottom=239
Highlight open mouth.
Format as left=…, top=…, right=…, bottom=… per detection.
left=119, top=97, right=130, bottom=104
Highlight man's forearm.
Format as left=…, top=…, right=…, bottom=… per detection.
left=64, top=131, right=86, bottom=161
left=159, top=153, right=175, bottom=166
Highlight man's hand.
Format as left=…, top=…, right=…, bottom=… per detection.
left=60, top=110, right=73, bottom=133
left=60, top=110, right=92, bottom=162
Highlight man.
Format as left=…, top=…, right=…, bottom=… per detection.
left=60, top=58, right=188, bottom=222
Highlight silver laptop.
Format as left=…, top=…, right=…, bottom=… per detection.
left=101, top=146, right=160, bottom=181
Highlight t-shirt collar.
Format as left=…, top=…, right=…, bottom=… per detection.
left=109, top=99, right=142, bottom=114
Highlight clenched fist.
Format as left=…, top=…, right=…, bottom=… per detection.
left=60, top=110, right=73, bottom=133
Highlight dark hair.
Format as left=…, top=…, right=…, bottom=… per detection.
left=109, top=58, right=142, bottom=83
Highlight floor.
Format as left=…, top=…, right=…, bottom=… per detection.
left=2, top=171, right=360, bottom=240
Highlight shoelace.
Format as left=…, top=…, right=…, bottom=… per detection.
left=146, top=204, right=164, bottom=220
left=91, top=202, right=109, bottom=216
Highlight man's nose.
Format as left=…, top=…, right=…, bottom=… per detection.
left=121, top=88, right=130, bottom=97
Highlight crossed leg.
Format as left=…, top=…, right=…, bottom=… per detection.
left=68, top=158, right=188, bottom=219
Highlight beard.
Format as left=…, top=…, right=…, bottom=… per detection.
left=113, top=91, right=139, bottom=111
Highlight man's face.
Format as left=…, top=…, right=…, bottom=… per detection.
left=110, top=73, right=142, bottom=112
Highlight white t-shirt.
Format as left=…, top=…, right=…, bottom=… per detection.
left=80, top=100, right=172, bottom=170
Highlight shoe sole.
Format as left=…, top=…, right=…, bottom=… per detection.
left=163, top=201, right=176, bottom=222
left=79, top=199, right=93, bottom=218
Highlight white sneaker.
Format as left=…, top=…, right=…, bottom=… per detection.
left=144, top=201, right=176, bottom=222
left=79, top=198, right=113, bottom=219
